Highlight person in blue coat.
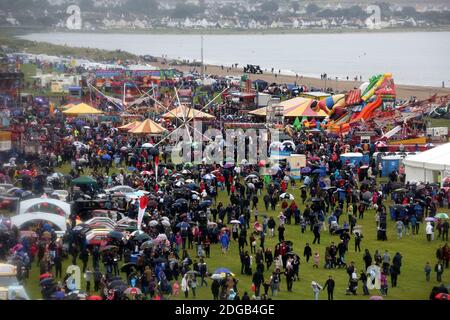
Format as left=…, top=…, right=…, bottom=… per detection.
left=220, top=232, right=229, bottom=254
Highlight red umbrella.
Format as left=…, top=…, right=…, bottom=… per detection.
left=40, top=273, right=53, bottom=280
left=435, top=293, right=449, bottom=300
left=87, top=295, right=103, bottom=300
left=12, top=243, right=23, bottom=252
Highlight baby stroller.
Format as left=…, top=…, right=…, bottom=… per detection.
left=336, top=255, right=347, bottom=269
left=346, top=278, right=358, bottom=295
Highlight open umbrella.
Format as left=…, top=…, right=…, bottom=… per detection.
left=214, top=267, right=232, bottom=274
left=176, top=221, right=189, bottom=228
left=140, top=240, right=154, bottom=250
left=133, top=233, right=151, bottom=242
left=435, top=213, right=449, bottom=219
left=40, top=278, right=54, bottom=286
left=230, top=220, right=241, bottom=224
left=301, top=167, right=312, bottom=174
left=210, top=273, right=225, bottom=280
left=202, top=174, right=215, bottom=180
left=124, top=287, right=142, bottom=295
left=280, top=193, right=295, bottom=200
left=100, top=245, right=119, bottom=252
left=435, top=293, right=449, bottom=300
left=87, top=295, right=103, bottom=300
left=333, top=227, right=349, bottom=235
left=101, top=154, right=111, bottom=161
left=141, top=143, right=154, bottom=148
left=120, top=263, right=137, bottom=274
left=160, top=220, right=171, bottom=227
left=425, top=217, right=436, bottom=222
left=148, top=220, right=159, bottom=227
left=157, top=233, right=168, bottom=241
left=39, top=273, right=53, bottom=280
left=245, top=174, right=259, bottom=181
left=108, top=231, right=123, bottom=240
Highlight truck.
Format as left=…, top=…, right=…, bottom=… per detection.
left=0, top=263, right=30, bottom=300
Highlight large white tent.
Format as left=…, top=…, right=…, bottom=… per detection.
left=403, top=142, right=450, bottom=183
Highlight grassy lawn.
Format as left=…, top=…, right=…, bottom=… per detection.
left=16, top=164, right=449, bottom=300
left=424, top=117, right=450, bottom=129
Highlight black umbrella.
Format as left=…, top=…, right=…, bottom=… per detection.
left=120, top=263, right=137, bottom=274
left=109, top=279, right=128, bottom=288
left=133, top=233, right=150, bottom=242
left=334, top=228, right=349, bottom=235
left=153, top=257, right=168, bottom=264
left=40, top=278, right=54, bottom=286
left=109, top=276, right=123, bottom=282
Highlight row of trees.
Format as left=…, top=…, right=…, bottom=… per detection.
left=1, top=0, right=449, bottom=27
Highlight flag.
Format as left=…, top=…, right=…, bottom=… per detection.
left=154, top=155, right=159, bottom=182
left=137, top=195, right=149, bottom=230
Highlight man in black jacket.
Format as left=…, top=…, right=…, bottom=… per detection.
left=323, top=275, right=335, bottom=300
left=252, top=269, right=264, bottom=296
left=303, top=243, right=312, bottom=263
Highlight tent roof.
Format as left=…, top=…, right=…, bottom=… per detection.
left=162, top=105, right=215, bottom=120
left=249, top=97, right=327, bottom=117
left=62, top=103, right=103, bottom=116
left=128, top=119, right=167, bottom=135
left=403, top=142, right=450, bottom=171
left=118, top=121, right=142, bottom=131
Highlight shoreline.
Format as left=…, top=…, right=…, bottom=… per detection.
left=3, top=25, right=450, bottom=36
left=3, top=30, right=450, bottom=100
left=152, top=59, right=450, bottom=101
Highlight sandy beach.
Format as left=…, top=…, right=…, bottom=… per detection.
left=152, top=59, right=450, bottom=101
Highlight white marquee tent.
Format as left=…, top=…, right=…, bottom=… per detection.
left=403, top=142, right=450, bottom=183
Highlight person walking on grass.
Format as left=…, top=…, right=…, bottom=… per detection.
left=435, top=260, right=444, bottom=282
left=311, top=281, right=323, bottom=300
left=354, top=232, right=363, bottom=252
left=426, top=222, right=434, bottom=242
left=220, top=231, right=229, bottom=254
left=313, top=252, right=320, bottom=268
left=323, top=275, right=335, bottom=300
left=424, top=262, right=432, bottom=282
left=396, top=219, right=404, bottom=240
left=304, top=243, right=312, bottom=263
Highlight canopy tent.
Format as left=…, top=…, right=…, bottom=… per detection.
left=128, top=119, right=167, bottom=135
left=249, top=97, right=327, bottom=117
left=403, top=142, right=450, bottom=183
left=19, top=198, right=71, bottom=217
left=71, top=176, right=98, bottom=187
left=62, top=103, right=103, bottom=116
left=11, top=212, right=67, bottom=231
left=162, top=105, right=215, bottom=120
left=118, top=121, right=142, bottom=131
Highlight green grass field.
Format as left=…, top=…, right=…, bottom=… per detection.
left=16, top=163, right=449, bottom=300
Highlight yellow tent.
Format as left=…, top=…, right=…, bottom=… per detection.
left=118, top=121, right=142, bottom=131
left=62, top=103, right=104, bottom=116
left=128, top=119, right=167, bottom=135
left=61, top=103, right=76, bottom=110
left=249, top=97, right=327, bottom=117
left=162, top=105, right=215, bottom=120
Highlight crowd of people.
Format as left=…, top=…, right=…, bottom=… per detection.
left=0, top=57, right=449, bottom=301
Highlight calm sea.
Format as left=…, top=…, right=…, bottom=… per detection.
left=20, top=31, right=450, bottom=87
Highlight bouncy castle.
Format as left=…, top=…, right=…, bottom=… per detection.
left=313, top=73, right=396, bottom=134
